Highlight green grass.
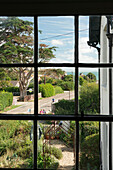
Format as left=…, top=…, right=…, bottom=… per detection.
left=0, top=105, right=21, bottom=113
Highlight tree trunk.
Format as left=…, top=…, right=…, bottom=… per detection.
left=18, top=67, right=33, bottom=101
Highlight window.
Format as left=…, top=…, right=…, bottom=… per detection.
left=1, top=5, right=113, bottom=169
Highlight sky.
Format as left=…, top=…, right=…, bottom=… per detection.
left=2, top=16, right=98, bottom=73
left=38, top=16, right=98, bottom=73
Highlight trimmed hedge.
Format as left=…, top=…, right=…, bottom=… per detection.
left=39, top=83, right=55, bottom=97
left=0, top=91, right=13, bottom=111
left=54, top=99, right=75, bottom=115
left=80, top=133, right=99, bottom=170
left=54, top=86, right=63, bottom=94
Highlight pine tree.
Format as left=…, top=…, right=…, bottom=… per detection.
left=0, top=17, right=34, bottom=99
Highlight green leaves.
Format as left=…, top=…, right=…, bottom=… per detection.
left=0, top=17, right=33, bottom=64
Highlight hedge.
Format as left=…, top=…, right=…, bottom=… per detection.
left=39, top=83, right=55, bottom=97
left=54, top=86, right=63, bottom=94
left=0, top=91, right=13, bottom=111
left=80, top=133, right=99, bottom=170
left=54, top=99, right=75, bottom=115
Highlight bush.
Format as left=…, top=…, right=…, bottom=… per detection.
left=54, top=99, right=75, bottom=115
left=54, top=86, right=63, bottom=94
left=0, top=91, right=13, bottom=110
left=16, top=146, right=32, bottom=159
left=80, top=133, right=99, bottom=170
left=45, top=145, right=63, bottom=160
left=2, top=87, right=20, bottom=96
left=60, top=81, right=74, bottom=91
left=79, top=76, right=84, bottom=86
left=39, top=83, right=55, bottom=97
left=79, top=121, right=99, bottom=143
left=79, top=82, right=99, bottom=114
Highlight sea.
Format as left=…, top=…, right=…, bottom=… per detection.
left=67, top=72, right=99, bottom=80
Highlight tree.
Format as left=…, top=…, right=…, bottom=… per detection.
left=38, top=44, right=57, bottom=63
left=86, top=72, right=96, bottom=82
left=39, top=68, right=65, bottom=79
left=0, top=68, right=12, bottom=88
left=79, top=82, right=99, bottom=114
left=0, top=17, right=34, bottom=99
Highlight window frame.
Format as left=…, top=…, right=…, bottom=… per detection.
left=1, top=14, right=113, bottom=170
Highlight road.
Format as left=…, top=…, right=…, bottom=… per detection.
left=6, top=91, right=74, bottom=114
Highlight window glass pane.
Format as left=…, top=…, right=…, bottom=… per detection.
left=0, top=120, right=33, bottom=168
left=0, top=17, right=34, bottom=63
left=79, top=121, right=100, bottom=170
left=38, top=16, right=75, bottom=63
left=38, top=67, right=75, bottom=115
left=0, top=67, right=34, bottom=114
left=37, top=120, right=76, bottom=169
left=79, top=68, right=99, bottom=115
left=79, top=16, right=99, bottom=63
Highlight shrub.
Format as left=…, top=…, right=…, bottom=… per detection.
left=79, top=121, right=99, bottom=143
left=79, top=76, right=84, bottom=86
left=3, top=87, right=20, bottom=96
left=0, top=91, right=13, bottom=110
left=45, top=145, right=63, bottom=160
left=79, top=82, right=99, bottom=114
left=39, top=83, right=55, bottom=97
left=80, top=133, right=99, bottom=170
left=60, top=81, right=74, bottom=91
left=86, top=72, right=96, bottom=82
left=54, top=86, right=63, bottom=94
left=54, top=99, right=75, bottom=115
left=16, top=146, right=32, bottom=159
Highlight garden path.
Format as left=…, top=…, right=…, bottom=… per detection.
left=50, top=139, right=75, bottom=170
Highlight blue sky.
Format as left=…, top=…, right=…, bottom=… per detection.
left=2, top=16, right=98, bottom=73
left=38, top=16, right=75, bottom=64
left=38, top=16, right=98, bottom=73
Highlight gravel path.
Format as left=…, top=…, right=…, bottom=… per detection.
left=50, top=139, right=75, bottom=170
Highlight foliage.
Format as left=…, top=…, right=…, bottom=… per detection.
left=60, top=81, right=74, bottom=91
left=79, top=76, right=84, bottom=86
left=39, top=83, right=55, bottom=97
left=63, top=74, right=74, bottom=82
left=80, top=133, right=99, bottom=170
left=54, top=86, right=64, bottom=95
left=0, top=17, right=34, bottom=99
left=45, top=145, right=63, bottom=160
left=0, top=91, right=13, bottom=111
left=79, top=121, right=99, bottom=143
left=16, top=146, right=32, bottom=159
left=39, top=68, right=65, bottom=79
left=59, top=121, right=75, bottom=147
left=54, top=99, right=75, bottom=115
left=39, top=44, right=57, bottom=63
left=0, top=120, right=32, bottom=157
left=79, top=82, right=99, bottom=114
left=86, top=72, right=96, bottom=82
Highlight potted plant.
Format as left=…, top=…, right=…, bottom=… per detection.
left=56, top=131, right=60, bottom=139
left=51, top=134, right=55, bottom=140
left=45, top=133, right=49, bottom=140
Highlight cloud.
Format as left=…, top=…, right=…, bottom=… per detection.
left=51, top=39, right=63, bottom=46
left=79, top=37, right=98, bottom=63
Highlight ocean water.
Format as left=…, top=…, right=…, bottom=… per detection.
left=67, top=72, right=99, bottom=80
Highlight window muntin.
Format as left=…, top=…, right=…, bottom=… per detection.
left=0, top=15, right=113, bottom=170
